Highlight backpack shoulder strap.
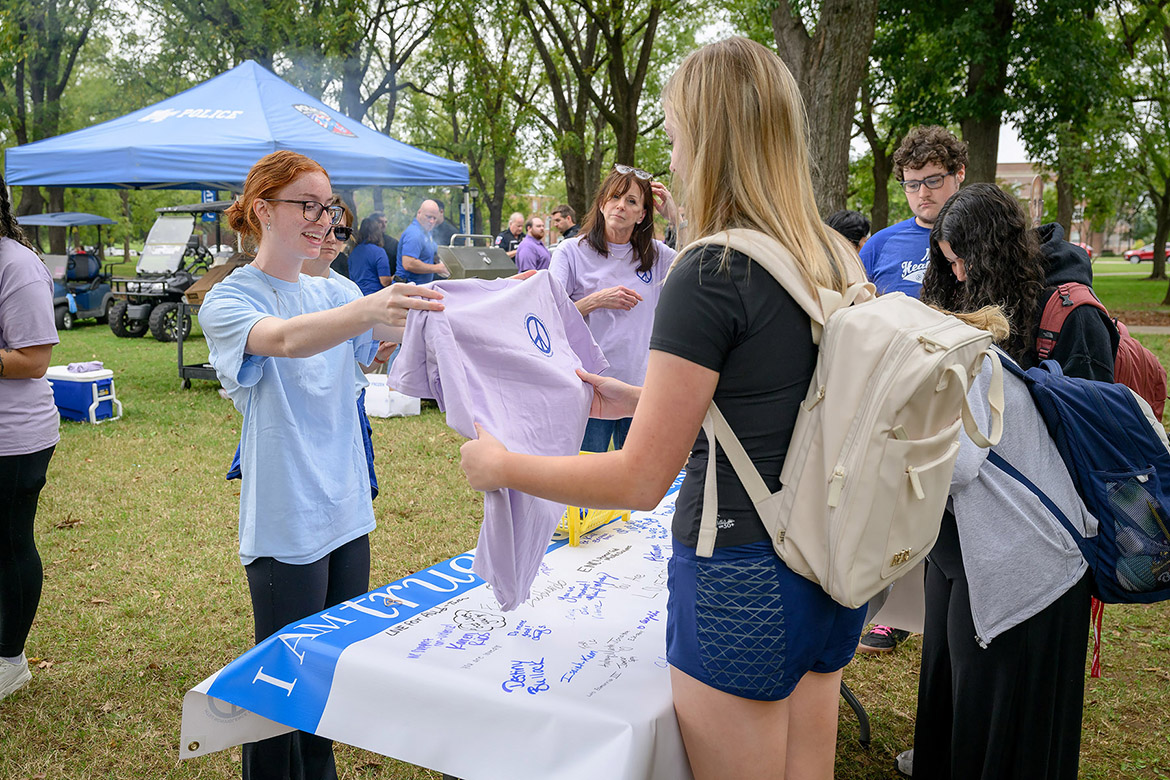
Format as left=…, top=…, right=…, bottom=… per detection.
left=679, top=229, right=874, bottom=345
left=696, top=403, right=775, bottom=557
left=1037, top=282, right=1108, bottom=360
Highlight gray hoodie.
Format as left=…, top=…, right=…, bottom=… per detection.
left=947, top=350, right=1094, bottom=646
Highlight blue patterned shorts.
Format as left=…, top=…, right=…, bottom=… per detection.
left=666, top=538, right=866, bottom=701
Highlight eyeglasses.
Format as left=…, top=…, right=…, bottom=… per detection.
left=614, top=164, right=653, bottom=181
left=266, top=199, right=345, bottom=225
left=899, top=172, right=954, bottom=194
left=331, top=226, right=353, bottom=241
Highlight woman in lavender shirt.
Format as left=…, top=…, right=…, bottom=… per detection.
left=550, top=166, right=678, bottom=451
left=0, top=173, right=58, bottom=703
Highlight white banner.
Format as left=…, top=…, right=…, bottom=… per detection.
left=181, top=477, right=691, bottom=780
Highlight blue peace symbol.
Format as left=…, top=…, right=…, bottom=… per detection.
left=526, top=315, right=552, bottom=355
left=636, top=268, right=653, bottom=284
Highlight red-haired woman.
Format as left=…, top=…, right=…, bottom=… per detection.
left=199, top=151, right=442, bottom=779
left=550, top=165, right=678, bottom=451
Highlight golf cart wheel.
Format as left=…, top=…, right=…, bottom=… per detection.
left=96, top=298, right=114, bottom=324
left=149, top=301, right=192, bottom=342
left=109, top=300, right=148, bottom=338
left=55, top=304, right=74, bottom=331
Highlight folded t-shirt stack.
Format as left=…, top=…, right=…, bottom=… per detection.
left=389, top=271, right=608, bottom=610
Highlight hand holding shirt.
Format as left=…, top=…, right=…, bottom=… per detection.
left=389, top=271, right=608, bottom=609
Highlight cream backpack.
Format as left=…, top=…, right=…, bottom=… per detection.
left=689, top=229, right=1004, bottom=608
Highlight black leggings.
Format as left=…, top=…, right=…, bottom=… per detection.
left=0, top=446, right=54, bottom=658
left=914, top=511, right=1090, bottom=780
left=241, top=534, right=371, bottom=780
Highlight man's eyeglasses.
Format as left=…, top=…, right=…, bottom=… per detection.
left=614, top=164, right=653, bottom=181
left=331, top=226, right=353, bottom=241
left=266, top=199, right=345, bottom=225
left=899, top=172, right=954, bottom=194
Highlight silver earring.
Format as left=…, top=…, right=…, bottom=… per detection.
left=266, top=222, right=272, bottom=231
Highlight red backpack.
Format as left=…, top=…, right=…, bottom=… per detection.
left=1037, top=282, right=1167, bottom=418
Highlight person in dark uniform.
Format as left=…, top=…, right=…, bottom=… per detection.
left=494, top=212, right=524, bottom=259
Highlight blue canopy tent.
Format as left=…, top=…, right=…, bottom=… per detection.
left=16, top=212, right=116, bottom=226
left=3, top=60, right=468, bottom=192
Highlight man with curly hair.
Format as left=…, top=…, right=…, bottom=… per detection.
left=861, top=125, right=967, bottom=299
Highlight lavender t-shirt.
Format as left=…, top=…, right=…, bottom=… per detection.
left=0, top=237, right=60, bottom=456
left=550, top=235, right=676, bottom=385
left=389, top=271, right=608, bottom=610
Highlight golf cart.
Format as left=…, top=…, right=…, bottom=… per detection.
left=17, top=212, right=119, bottom=330
left=108, top=200, right=233, bottom=341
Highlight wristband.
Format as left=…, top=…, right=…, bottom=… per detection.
left=373, top=357, right=387, bottom=364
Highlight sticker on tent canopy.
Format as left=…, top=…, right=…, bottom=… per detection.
left=138, top=108, right=244, bottom=124
left=293, top=105, right=356, bottom=137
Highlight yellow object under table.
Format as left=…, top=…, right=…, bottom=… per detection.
left=558, top=504, right=632, bottom=546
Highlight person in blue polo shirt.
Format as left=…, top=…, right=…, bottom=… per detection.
left=395, top=200, right=448, bottom=284
left=861, top=125, right=967, bottom=299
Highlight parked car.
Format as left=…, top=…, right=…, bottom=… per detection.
left=1074, top=241, right=1093, bottom=259
left=1124, top=246, right=1158, bottom=263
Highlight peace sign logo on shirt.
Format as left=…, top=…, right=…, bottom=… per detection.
left=636, top=268, right=653, bottom=284
left=526, top=314, right=553, bottom=356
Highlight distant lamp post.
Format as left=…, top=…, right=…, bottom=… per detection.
left=462, top=186, right=480, bottom=240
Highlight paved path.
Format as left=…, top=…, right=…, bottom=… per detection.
left=1127, top=326, right=1170, bottom=335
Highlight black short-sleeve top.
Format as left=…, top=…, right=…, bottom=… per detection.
left=649, top=245, right=816, bottom=548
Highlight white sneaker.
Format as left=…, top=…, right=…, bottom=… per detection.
left=0, top=653, right=32, bottom=702
left=895, top=748, right=914, bottom=777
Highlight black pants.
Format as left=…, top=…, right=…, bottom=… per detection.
left=241, top=535, right=371, bottom=780
left=0, top=446, right=55, bottom=658
left=914, top=512, right=1091, bottom=780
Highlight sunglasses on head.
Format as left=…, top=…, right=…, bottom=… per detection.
left=614, top=164, right=652, bottom=181
left=331, top=226, right=353, bottom=241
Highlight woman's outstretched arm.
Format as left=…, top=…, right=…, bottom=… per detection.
left=461, top=350, right=718, bottom=511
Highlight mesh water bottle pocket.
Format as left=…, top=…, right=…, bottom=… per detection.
left=1105, top=472, right=1170, bottom=592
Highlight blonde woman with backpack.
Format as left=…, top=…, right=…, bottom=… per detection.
left=461, top=37, right=868, bottom=779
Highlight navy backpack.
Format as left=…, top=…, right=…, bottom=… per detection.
left=997, top=358, right=1170, bottom=605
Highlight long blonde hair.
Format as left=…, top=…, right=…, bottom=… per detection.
left=663, top=37, right=862, bottom=294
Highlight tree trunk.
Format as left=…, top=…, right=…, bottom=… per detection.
left=517, top=1, right=604, bottom=219
left=1151, top=187, right=1169, bottom=297
left=488, top=156, right=507, bottom=236
left=960, top=115, right=1001, bottom=184
left=48, top=187, right=66, bottom=254
left=958, top=0, right=1014, bottom=184
left=1056, top=170, right=1074, bottom=236
left=871, top=150, right=893, bottom=232
left=15, top=185, right=43, bottom=217
left=772, top=0, right=879, bottom=214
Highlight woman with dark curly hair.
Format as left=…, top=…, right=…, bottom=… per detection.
left=914, top=182, right=1093, bottom=780
left=921, top=183, right=1046, bottom=364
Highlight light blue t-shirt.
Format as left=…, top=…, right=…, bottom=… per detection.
left=859, top=217, right=931, bottom=298
left=199, top=264, right=378, bottom=565
left=396, top=219, right=437, bottom=284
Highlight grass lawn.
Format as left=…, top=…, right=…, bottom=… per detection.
left=2, top=320, right=1169, bottom=779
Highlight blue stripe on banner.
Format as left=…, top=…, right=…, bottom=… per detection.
left=206, top=474, right=685, bottom=733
